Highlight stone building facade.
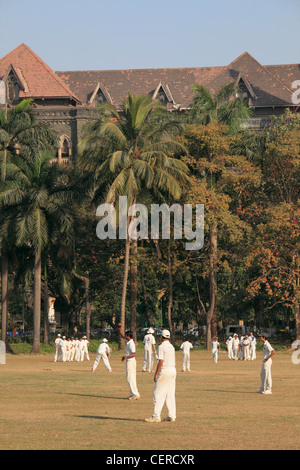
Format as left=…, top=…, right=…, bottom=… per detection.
left=0, top=43, right=299, bottom=162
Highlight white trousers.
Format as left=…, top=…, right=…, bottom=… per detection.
left=92, top=351, right=111, bottom=371
left=227, top=347, right=233, bottom=360
left=61, top=348, right=67, bottom=362
left=244, top=345, right=250, bottom=360
left=70, top=346, right=76, bottom=362
left=232, top=347, right=239, bottom=360
left=182, top=351, right=190, bottom=371
left=143, top=348, right=153, bottom=372
left=54, top=346, right=61, bottom=362
left=126, top=358, right=139, bottom=397
left=80, top=349, right=90, bottom=361
left=260, top=359, right=272, bottom=391
left=250, top=347, right=256, bottom=360
left=212, top=351, right=218, bottom=363
left=153, top=367, right=176, bottom=420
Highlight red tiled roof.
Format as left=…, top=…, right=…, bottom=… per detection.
left=0, top=43, right=81, bottom=103
left=56, top=66, right=225, bottom=109
left=204, top=52, right=295, bottom=107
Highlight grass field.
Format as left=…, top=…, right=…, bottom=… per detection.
left=0, top=346, right=299, bottom=450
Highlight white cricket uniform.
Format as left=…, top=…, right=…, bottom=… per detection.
left=250, top=337, right=257, bottom=360
left=243, top=338, right=250, bottom=360
left=92, top=342, right=112, bottom=372
left=153, top=340, right=176, bottom=420
left=125, top=339, right=139, bottom=398
left=70, top=339, right=76, bottom=361
left=259, top=341, right=274, bottom=392
left=232, top=337, right=239, bottom=360
left=54, top=337, right=62, bottom=362
left=74, top=339, right=81, bottom=362
left=180, top=341, right=193, bottom=371
left=66, top=340, right=72, bottom=362
left=212, top=340, right=220, bottom=363
left=142, top=334, right=156, bottom=372
left=226, top=338, right=234, bottom=360
left=239, top=337, right=244, bottom=360
left=61, top=339, right=67, bottom=362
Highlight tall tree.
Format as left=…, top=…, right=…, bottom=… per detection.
left=0, top=99, right=56, bottom=344
left=79, top=93, right=189, bottom=348
left=0, top=151, right=75, bottom=353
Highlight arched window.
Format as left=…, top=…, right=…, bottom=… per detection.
left=58, top=135, right=72, bottom=165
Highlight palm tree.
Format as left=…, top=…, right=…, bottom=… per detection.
left=0, top=99, right=56, bottom=344
left=189, top=82, right=252, bottom=133
left=79, top=93, right=189, bottom=348
left=0, top=151, right=75, bottom=353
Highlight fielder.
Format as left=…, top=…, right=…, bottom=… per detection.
left=142, top=328, right=157, bottom=372
left=118, top=324, right=141, bottom=400
left=250, top=335, right=257, bottom=361
left=243, top=335, right=250, bottom=361
left=82, top=336, right=90, bottom=361
left=239, top=336, right=244, bottom=360
left=61, top=336, right=67, bottom=362
left=211, top=337, right=220, bottom=363
left=92, top=338, right=112, bottom=372
left=54, top=334, right=62, bottom=362
left=226, top=336, right=234, bottom=360
left=180, top=339, right=193, bottom=371
left=232, top=334, right=240, bottom=360
left=257, top=335, right=275, bottom=395
left=145, top=329, right=176, bottom=423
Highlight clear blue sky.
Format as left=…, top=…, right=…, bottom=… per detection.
left=0, top=0, right=299, bottom=71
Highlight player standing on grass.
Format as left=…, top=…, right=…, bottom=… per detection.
left=142, top=328, right=157, bottom=372
left=180, top=339, right=193, bottom=371
left=54, top=334, right=62, bottom=362
left=92, top=338, right=112, bottom=373
left=257, top=335, right=275, bottom=395
left=211, top=337, right=220, bottom=363
left=145, top=329, right=176, bottom=423
left=118, top=324, right=141, bottom=400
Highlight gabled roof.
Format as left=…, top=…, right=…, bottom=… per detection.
left=204, top=52, right=294, bottom=108
left=0, top=43, right=81, bottom=103
left=56, top=66, right=224, bottom=110
left=88, top=82, right=113, bottom=105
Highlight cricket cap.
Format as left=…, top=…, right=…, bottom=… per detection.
left=148, top=328, right=154, bottom=334
left=161, top=329, right=170, bottom=339
left=103, top=338, right=108, bottom=343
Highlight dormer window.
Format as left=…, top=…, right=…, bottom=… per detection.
left=97, top=92, right=105, bottom=104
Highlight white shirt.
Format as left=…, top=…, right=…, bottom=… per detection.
left=243, top=338, right=250, bottom=347
left=158, top=340, right=175, bottom=369
left=263, top=340, right=274, bottom=361
left=232, top=338, right=239, bottom=348
left=126, top=339, right=136, bottom=360
left=250, top=337, right=256, bottom=348
left=98, top=342, right=110, bottom=355
left=212, top=341, right=220, bottom=352
left=226, top=339, right=233, bottom=347
left=180, top=341, right=193, bottom=353
left=143, top=334, right=156, bottom=349
left=55, top=337, right=62, bottom=347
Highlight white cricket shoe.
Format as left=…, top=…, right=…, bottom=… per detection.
left=145, top=416, right=161, bottom=423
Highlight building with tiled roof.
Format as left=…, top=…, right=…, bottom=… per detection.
left=0, top=44, right=299, bottom=163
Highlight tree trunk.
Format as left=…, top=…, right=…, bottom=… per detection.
left=206, top=223, right=217, bottom=349
left=130, top=237, right=138, bottom=344
left=32, top=251, right=42, bottom=354
left=167, top=238, right=175, bottom=344
left=72, top=270, right=91, bottom=340
left=1, top=252, right=8, bottom=345
left=295, top=301, right=300, bottom=341
left=119, top=232, right=130, bottom=350
left=140, top=267, right=151, bottom=327
left=43, top=278, right=50, bottom=345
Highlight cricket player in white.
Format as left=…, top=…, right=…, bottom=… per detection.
left=92, top=338, right=112, bottom=372
left=61, top=336, right=67, bottom=362
left=243, top=335, right=250, bottom=360
left=239, top=336, right=244, bottom=360
left=250, top=335, right=257, bottom=360
left=257, top=335, right=275, bottom=395
left=118, top=325, right=141, bottom=400
left=180, top=340, right=193, bottom=371
left=54, top=334, right=62, bottom=362
left=145, top=329, right=176, bottom=423
left=142, top=328, right=156, bottom=372
left=232, top=334, right=239, bottom=360
left=82, top=336, right=90, bottom=361
left=226, top=337, right=233, bottom=360
left=211, top=337, right=220, bottom=363
left=74, top=337, right=81, bottom=362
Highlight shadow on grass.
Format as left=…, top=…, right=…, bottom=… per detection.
left=74, top=415, right=145, bottom=422
left=64, top=392, right=131, bottom=400
left=205, top=389, right=257, bottom=394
